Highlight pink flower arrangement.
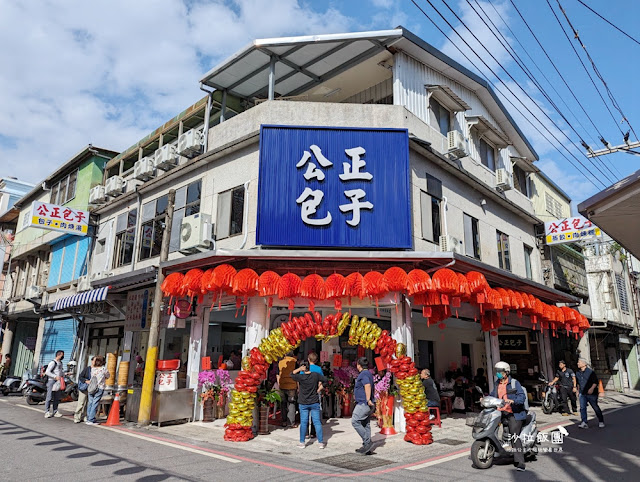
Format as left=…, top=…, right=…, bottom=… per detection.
left=374, top=372, right=391, bottom=400
left=198, top=369, right=231, bottom=406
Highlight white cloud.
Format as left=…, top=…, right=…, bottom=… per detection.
left=370, top=0, right=394, bottom=8
left=0, top=0, right=354, bottom=184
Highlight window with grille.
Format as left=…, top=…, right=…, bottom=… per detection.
left=615, top=273, right=630, bottom=313
left=113, top=209, right=137, bottom=267
left=49, top=169, right=78, bottom=205
left=545, top=192, right=563, bottom=218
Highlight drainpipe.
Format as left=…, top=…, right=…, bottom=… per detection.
left=441, top=196, right=448, bottom=237
left=199, top=83, right=215, bottom=154
left=239, top=180, right=250, bottom=250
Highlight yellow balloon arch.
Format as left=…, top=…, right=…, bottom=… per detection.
left=223, top=312, right=433, bottom=445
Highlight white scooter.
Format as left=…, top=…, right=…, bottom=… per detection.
left=469, top=396, right=539, bottom=469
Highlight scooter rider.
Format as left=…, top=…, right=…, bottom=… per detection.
left=549, top=360, right=577, bottom=415
left=490, top=361, right=527, bottom=472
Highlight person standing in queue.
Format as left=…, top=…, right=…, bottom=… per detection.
left=74, top=356, right=94, bottom=423
left=278, top=351, right=299, bottom=428
left=291, top=361, right=327, bottom=449
left=490, top=361, right=527, bottom=472
left=307, top=352, right=323, bottom=439
left=351, top=357, right=375, bottom=455
left=420, top=368, right=440, bottom=419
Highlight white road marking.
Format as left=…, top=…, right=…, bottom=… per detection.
left=406, top=451, right=469, bottom=470
left=0, top=398, right=238, bottom=464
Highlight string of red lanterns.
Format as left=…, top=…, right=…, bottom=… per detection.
left=161, top=265, right=590, bottom=338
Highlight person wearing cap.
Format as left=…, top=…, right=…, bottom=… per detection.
left=490, top=361, right=527, bottom=472
left=576, top=358, right=604, bottom=429
left=351, top=357, right=375, bottom=455
left=549, top=360, right=577, bottom=415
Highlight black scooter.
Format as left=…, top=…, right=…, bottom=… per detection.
left=539, top=374, right=561, bottom=415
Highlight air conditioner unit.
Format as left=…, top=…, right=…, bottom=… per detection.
left=439, top=235, right=463, bottom=254
left=89, top=185, right=106, bottom=204
left=105, top=176, right=125, bottom=197
left=77, top=275, right=91, bottom=292
left=177, top=129, right=204, bottom=159
left=134, top=157, right=155, bottom=181
left=447, top=130, right=468, bottom=159
left=179, top=213, right=213, bottom=254
left=154, top=144, right=178, bottom=170
left=26, top=285, right=43, bottom=300
left=90, top=271, right=111, bottom=281
left=496, top=168, right=513, bottom=191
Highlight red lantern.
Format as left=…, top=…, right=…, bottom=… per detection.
left=432, top=268, right=459, bottom=305
left=300, top=274, right=326, bottom=311
left=200, top=268, right=215, bottom=294
left=182, top=268, right=204, bottom=301
left=161, top=272, right=185, bottom=298
left=407, top=269, right=432, bottom=295
left=258, top=271, right=280, bottom=309
left=278, top=273, right=302, bottom=311
left=457, top=273, right=471, bottom=303
left=212, top=264, right=237, bottom=295
left=383, top=267, right=408, bottom=293
left=325, top=273, right=346, bottom=311
left=345, top=272, right=366, bottom=303
left=466, top=271, right=489, bottom=305
left=364, top=271, right=389, bottom=315
left=232, top=268, right=259, bottom=313
left=485, top=289, right=503, bottom=311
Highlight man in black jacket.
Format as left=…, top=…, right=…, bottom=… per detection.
left=550, top=360, right=577, bottom=415
left=420, top=369, right=440, bottom=417
left=576, top=358, right=604, bottom=429
left=291, top=362, right=327, bottom=448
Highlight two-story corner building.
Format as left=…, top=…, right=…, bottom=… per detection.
left=1, top=177, right=35, bottom=367
left=3, top=146, right=117, bottom=376
left=77, top=28, right=581, bottom=407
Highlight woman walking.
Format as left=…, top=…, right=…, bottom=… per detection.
left=86, top=355, right=110, bottom=425
left=74, top=356, right=93, bottom=423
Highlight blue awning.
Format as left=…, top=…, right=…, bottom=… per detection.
left=52, top=287, right=109, bottom=312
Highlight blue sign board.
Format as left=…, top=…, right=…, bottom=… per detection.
left=257, top=125, right=412, bottom=249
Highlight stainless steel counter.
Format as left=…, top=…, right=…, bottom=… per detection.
left=125, top=388, right=194, bottom=427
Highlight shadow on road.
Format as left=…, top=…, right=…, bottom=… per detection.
left=0, top=418, right=193, bottom=482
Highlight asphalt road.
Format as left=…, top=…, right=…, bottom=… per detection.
left=1, top=397, right=638, bottom=481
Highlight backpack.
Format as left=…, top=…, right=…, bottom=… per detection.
left=511, top=378, right=530, bottom=411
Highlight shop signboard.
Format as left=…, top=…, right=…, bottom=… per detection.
left=257, top=125, right=412, bottom=249
left=544, top=215, right=601, bottom=245
left=125, top=288, right=153, bottom=332
left=498, top=331, right=530, bottom=354
left=28, top=201, right=89, bottom=236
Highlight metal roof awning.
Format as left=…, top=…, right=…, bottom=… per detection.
left=578, top=168, right=640, bottom=260
left=467, top=115, right=511, bottom=149
left=160, top=249, right=579, bottom=304
left=200, top=29, right=403, bottom=99
left=426, top=85, right=471, bottom=112
left=52, top=287, right=109, bottom=312
left=92, top=266, right=157, bottom=292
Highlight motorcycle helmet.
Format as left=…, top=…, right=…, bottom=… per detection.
left=494, top=361, right=511, bottom=374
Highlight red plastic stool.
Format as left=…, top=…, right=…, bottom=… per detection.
left=428, top=406, right=442, bottom=428
left=440, top=396, right=452, bottom=415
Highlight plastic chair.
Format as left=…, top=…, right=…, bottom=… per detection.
left=440, top=396, right=452, bottom=415
left=428, top=406, right=442, bottom=428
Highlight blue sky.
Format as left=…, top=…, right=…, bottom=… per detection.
left=1, top=0, right=637, bottom=206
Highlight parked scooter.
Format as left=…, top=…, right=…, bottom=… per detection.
left=469, top=395, right=539, bottom=469
left=539, top=374, right=560, bottom=415
left=24, top=376, right=47, bottom=405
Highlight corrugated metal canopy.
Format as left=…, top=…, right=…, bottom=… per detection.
left=200, top=29, right=403, bottom=99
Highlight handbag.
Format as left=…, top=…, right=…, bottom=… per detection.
left=88, top=375, right=99, bottom=395
left=59, top=377, right=66, bottom=391
left=78, top=380, right=89, bottom=392
left=453, top=396, right=466, bottom=410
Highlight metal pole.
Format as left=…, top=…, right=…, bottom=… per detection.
left=137, top=189, right=175, bottom=426
left=220, top=89, right=227, bottom=123
left=268, top=55, right=276, bottom=101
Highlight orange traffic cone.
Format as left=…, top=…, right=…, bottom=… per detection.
left=598, top=380, right=605, bottom=395
left=104, top=391, right=121, bottom=426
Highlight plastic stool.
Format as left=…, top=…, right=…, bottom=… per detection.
left=428, top=406, right=442, bottom=428
left=440, top=396, right=452, bottom=415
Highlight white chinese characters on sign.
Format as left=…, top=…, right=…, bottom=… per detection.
left=296, top=145, right=373, bottom=227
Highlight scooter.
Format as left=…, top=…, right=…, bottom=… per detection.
left=539, top=374, right=560, bottom=415
left=24, top=377, right=47, bottom=405
left=1, top=366, right=33, bottom=396
left=469, top=395, right=539, bottom=469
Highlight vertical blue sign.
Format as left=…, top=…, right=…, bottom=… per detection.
left=257, top=125, right=412, bottom=249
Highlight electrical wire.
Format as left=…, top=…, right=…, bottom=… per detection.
left=555, top=0, right=638, bottom=141
left=575, top=0, right=640, bottom=47
left=430, top=0, right=612, bottom=186
left=546, top=0, right=628, bottom=140
left=466, top=0, right=619, bottom=180
left=506, top=0, right=612, bottom=149
left=408, top=0, right=603, bottom=190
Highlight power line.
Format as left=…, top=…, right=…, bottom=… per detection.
left=407, top=0, right=603, bottom=190
left=506, top=0, right=612, bottom=147
left=555, top=0, right=638, bottom=142
left=483, top=1, right=603, bottom=153
left=433, top=0, right=613, bottom=185
left=545, top=0, right=627, bottom=140
left=575, top=0, right=640, bottom=47
left=466, top=0, right=618, bottom=181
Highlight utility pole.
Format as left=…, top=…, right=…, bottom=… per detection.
left=138, top=189, right=175, bottom=426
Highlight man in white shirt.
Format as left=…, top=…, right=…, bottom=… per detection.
left=44, top=350, right=65, bottom=418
